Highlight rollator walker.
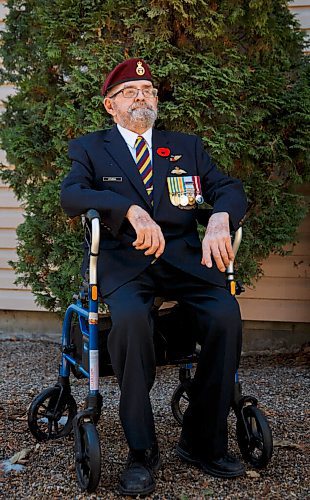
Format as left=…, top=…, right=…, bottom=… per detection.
left=28, top=209, right=273, bottom=493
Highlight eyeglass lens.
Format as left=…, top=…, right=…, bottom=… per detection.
left=122, top=88, right=157, bottom=98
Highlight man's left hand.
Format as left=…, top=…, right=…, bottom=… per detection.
left=201, top=212, right=234, bottom=272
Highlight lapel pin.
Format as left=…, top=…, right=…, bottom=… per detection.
left=171, top=166, right=187, bottom=175
left=170, top=155, right=182, bottom=162
left=157, top=147, right=171, bottom=157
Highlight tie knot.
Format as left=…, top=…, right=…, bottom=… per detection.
left=135, top=135, right=145, bottom=148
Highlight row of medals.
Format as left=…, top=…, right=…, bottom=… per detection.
left=167, top=175, right=204, bottom=209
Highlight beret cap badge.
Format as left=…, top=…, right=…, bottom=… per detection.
left=136, top=61, right=145, bottom=76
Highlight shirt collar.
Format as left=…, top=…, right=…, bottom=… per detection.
left=117, top=124, right=153, bottom=149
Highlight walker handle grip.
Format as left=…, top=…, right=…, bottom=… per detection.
left=84, top=210, right=100, bottom=285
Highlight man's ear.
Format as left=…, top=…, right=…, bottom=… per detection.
left=103, top=97, right=116, bottom=117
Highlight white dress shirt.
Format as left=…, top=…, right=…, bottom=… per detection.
left=117, top=124, right=153, bottom=164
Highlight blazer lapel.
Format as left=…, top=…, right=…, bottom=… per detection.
left=152, top=129, right=171, bottom=212
left=103, top=125, right=151, bottom=207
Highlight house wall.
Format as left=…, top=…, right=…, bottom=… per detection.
left=0, top=1, right=309, bottom=350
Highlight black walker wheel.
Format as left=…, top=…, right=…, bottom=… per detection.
left=28, top=385, right=77, bottom=441
left=75, top=422, right=101, bottom=492
left=236, top=404, right=273, bottom=468
left=171, top=383, right=191, bottom=426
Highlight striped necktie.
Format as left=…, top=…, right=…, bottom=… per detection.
left=135, top=135, right=153, bottom=202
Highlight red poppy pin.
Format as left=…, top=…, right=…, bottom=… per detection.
left=156, top=147, right=171, bottom=158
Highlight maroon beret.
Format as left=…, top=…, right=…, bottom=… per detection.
left=101, top=58, right=153, bottom=96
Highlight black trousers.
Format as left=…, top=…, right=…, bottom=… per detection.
left=103, top=259, right=242, bottom=459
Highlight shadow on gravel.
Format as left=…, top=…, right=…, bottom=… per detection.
left=0, top=340, right=309, bottom=499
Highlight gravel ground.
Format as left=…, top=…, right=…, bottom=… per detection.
left=0, top=339, right=309, bottom=499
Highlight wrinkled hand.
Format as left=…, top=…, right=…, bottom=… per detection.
left=201, top=212, right=234, bottom=272
left=126, top=205, right=165, bottom=258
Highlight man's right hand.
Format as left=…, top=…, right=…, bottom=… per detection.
left=126, top=205, right=165, bottom=258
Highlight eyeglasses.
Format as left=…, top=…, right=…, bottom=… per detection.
left=108, top=87, right=158, bottom=99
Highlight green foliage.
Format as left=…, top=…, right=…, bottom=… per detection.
left=0, top=0, right=309, bottom=313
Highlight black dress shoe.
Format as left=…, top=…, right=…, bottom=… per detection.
left=176, top=436, right=245, bottom=479
left=119, top=443, right=161, bottom=496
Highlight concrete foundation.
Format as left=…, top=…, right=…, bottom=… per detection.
left=242, top=320, right=309, bottom=354
left=0, top=310, right=62, bottom=340
left=0, top=310, right=309, bottom=353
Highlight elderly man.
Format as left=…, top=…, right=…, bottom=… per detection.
left=61, top=58, right=247, bottom=496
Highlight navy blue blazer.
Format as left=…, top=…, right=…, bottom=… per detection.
left=61, top=125, right=247, bottom=296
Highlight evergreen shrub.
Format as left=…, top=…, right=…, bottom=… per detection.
left=0, top=0, right=309, bottom=312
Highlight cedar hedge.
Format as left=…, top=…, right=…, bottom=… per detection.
left=0, top=0, right=309, bottom=313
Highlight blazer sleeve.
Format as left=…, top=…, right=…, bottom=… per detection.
left=195, top=137, right=247, bottom=231
left=60, top=139, right=133, bottom=236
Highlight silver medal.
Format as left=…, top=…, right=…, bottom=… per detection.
left=180, top=194, right=189, bottom=206
left=195, top=194, right=204, bottom=205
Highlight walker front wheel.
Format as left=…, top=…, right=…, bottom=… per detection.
left=236, top=405, right=273, bottom=468
left=75, top=422, right=101, bottom=492
left=28, top=386, right=77, bottom=441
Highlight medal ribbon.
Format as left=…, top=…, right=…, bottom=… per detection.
left=177, top=176, right=183, bottom=194
left=167, top=177, right=173, bottom=197
left=193, top=176, right=201, bottom=194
